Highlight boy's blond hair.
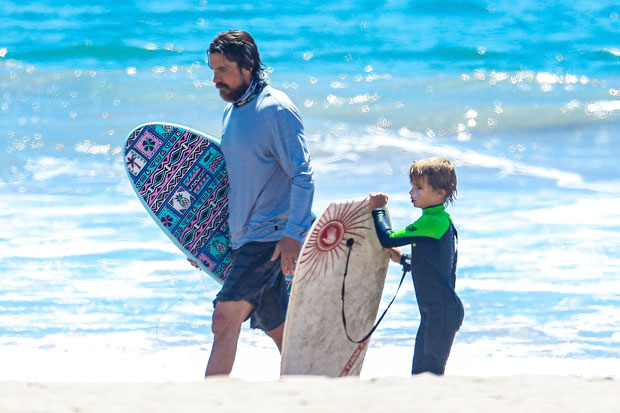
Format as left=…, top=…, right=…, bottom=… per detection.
left=409, top=157, right=457, bottom=205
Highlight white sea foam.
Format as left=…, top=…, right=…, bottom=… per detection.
left=310, top=129, right=620, bottom=194
left=604, top=48, right=620, bottom=57
left=75, top=140, right=112, bottom=154
left=2, top=329, right=617, bottom=383
left=585, top=100, right=620, bottom=116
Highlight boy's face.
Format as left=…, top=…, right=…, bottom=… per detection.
left=409, top=177, right=446, bottom=209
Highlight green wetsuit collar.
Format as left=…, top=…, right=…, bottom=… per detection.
left=422, top=204, right=446, bottom=215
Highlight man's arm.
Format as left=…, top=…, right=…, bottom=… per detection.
left=269, top=105, right=314, bottom=275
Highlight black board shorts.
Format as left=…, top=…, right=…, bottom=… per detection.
left=213, top=241, right=288, bottom=332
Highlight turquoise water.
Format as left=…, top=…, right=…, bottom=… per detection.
left=1, top=0, right=619, bottom=381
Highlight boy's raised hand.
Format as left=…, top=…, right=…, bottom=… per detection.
left=369, top=192, right=389, bottom=210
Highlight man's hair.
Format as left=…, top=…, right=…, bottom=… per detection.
left=208, top=30, right=264, bottom=80
left=409, top=157, right=457, bottom=205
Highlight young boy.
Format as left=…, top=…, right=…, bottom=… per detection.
left=369, top=157, right=464, bottom=375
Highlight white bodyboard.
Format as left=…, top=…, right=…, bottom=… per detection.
left=281, top=197, right=390, bottom=377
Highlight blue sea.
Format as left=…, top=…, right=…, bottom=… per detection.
left=1, top=0, right=619, bottom=381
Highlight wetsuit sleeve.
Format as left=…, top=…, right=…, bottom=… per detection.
left=372, top=207, right=449, bottom=245
left=371, top=209, right=419, bottom=248
left=372, top=209, right=413, bottom=273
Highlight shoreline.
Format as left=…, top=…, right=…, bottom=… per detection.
left=1, top=375, right=619, bottom=412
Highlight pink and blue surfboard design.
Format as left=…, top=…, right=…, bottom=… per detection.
left=124, top=122, right=231, bottom=283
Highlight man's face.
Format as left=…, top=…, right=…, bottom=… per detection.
left=208, top=52, right=252, bottom=102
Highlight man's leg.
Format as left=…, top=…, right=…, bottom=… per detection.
left=205, top=300, right=253, bottom=377
left=265, top=322, right=285, bottom=352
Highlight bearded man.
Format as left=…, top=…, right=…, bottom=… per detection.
left=204, top=30, right=314, bottom=376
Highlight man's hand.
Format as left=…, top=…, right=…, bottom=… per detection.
left=369, top=192, right=389, bottom=210
left=187, top=258, right=200, bottom=269
left=271, top=236, right=302, bottom=275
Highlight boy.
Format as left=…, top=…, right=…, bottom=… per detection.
left=369, top=157, right=464, bottom=375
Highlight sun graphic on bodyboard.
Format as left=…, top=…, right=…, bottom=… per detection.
left=296, top=198, right=371, bottom=284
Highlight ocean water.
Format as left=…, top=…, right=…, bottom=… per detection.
left=1, top=0, right=619, bottom=382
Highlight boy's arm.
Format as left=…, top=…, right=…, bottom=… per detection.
left=372, top=212, right=412, bottom=273
left=387, top=247, right=411, bottom=272
left=399, top=253, right=412, bottom=272
left=371, top=209, right=418, bottom=248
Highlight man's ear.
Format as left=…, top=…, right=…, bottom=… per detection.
left=242, top=60, right=254, bottom=77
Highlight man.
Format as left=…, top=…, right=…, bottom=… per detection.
left=205, top=30, right=314, bottom=376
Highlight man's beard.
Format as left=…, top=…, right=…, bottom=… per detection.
left=216, top=80, right=250, bottom=102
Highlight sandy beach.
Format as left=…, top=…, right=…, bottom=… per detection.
left=1, top=375, right=619, bottom=412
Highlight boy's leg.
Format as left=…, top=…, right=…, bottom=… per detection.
left=412, top=310, right=459, bottom=375
left=427, top=327, right=458, bottom=375
left=411, top=316, right=454, bottom=376
left=411, top=318, right=427, bottom=374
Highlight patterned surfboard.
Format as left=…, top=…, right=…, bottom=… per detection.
left=281, top=197, right=391, bottom=377
left=124, top=122, right=231, bottom=283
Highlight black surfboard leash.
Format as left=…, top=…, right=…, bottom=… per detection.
left=340, top=238, right=408, bottom=344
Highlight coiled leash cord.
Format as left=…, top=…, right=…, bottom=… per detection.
left=340, top=238, right=408, bottom=344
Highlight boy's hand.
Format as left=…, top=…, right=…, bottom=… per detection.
left=369, top=192, right=388, bottom=210
left=187, top=258, right=200, bottom=270
left=386, top=247, right=402, bottom=263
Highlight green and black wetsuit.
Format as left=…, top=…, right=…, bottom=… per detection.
left=372, top=204, right=464, bottom=375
